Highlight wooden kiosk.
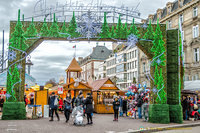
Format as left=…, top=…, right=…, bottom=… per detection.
left=63, top=58, right=92, bottom=98
left=90, top=78, right=120, bottom=113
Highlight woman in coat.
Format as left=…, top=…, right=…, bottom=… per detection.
left=49, top=92, right=60, bottom=121
left=64, top=93, right=72, bottom=123
left=85, top=93, right=93, bottom=124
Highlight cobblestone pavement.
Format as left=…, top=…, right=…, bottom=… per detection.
left=0, top=113, right=199, bottom=133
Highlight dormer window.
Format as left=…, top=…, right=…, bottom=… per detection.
left=193, top=7, right=198, bottom=17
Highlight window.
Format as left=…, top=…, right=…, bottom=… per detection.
left=135, top=61, right=137, bottom=68
left=193, top=25, right=199, bottom=38
left=132, top=51, right=134, bottom=58
left=193, top=7, right=198, bottom=17
left=194, top=48, right=199, bottom=62
left=179, top=14, right=183, bottom=24
left=135, top=50, right=137, bottom=58
left=168, top=20, right=172, bottom=29
left=143, top=62, right=146, bottom=73
left=181, top=30, right=184, bottom=41
left=168, top=7, right=171, bottom=14
left=195, top=74, right=199, bottom=80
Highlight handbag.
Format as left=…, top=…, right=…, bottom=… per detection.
left=54, top=98, right=58, bottom=106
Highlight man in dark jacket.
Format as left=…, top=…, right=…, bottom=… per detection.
left=0, top=95, right=4, bottom=112
left=64, top=93, right=72, bottom=123
left=182, top=96, right=189, bottom=120
left=85, top=93, right=93, bottom=124
left=123, top=97, right=128, bottom=116
left=49, top=92, right=60, bottom=121
left=137, top=95, right=143, bottom=119
left=113, top=97, right=120, bottom=121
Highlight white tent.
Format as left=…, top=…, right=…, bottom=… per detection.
left=184, top=80, right=200, bottom=91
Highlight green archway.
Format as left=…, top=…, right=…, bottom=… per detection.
left=3, top=9, right=183, bottom=124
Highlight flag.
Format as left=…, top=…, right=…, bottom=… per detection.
left=73, top=45, right=76, bottom=48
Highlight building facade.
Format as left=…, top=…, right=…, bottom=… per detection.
left=79, top=45, right=112, bottom=82
left=144, top=0, right=200, bottom=82
left=105, top=45, right=139, bottom=90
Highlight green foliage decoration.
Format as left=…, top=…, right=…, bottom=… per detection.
left=40, top=18, right=50, bottom=37
left=115, top=15, right=123, bottom=39
left=122, top=23, right=128, bottom=39
left=10, top=9, right=27, bottom=51
left=60, top=20, right=68, bottom=38
left=49, top=13, right=60, bottom=37
left=68, top=11, right=79, bottom=38
left=128, top=18, right=140, bottom=37
left=100, top=12, right=111, bottom=38
left=143, top=20, right=154, bottom=40
left=24, top=17, right=38, bottom=37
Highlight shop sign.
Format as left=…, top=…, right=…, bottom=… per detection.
left=58, top=86, right=63, bottom=94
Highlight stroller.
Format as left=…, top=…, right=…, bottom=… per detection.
left=72, top=106, right=84, bottom=126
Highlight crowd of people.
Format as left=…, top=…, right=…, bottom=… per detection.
left=112, top=93, right=149, bottom=122
left=181, top=95, right=198, bottom=120
left=48, top=91, right=94, bottom=125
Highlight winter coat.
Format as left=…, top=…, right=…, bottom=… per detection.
left=0, top=99, right=4, bottom=107
left=64, top=96, right=72, bottom=110
left=113, top=100, right=120, bottom=110
left=74, top=96, right=84, bottom=107
left=182, top=98, right=189, bottom=111
left=85, top=96, right=93, bottom=113
left=119, top=97, right=123, bottom=107
left=122, top=99, right=128, bottom=111
left=137, top=97, right=143, bottom=107
left=49, top=96, right=59, bottom=109
left=30, top=97, right=34, bottom=105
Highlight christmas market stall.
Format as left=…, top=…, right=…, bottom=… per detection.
left=63, top=58, right=92, bottom=98
left=90, top=78, right=120, bottom=113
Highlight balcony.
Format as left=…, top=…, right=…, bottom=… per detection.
left=191, top=61, right=200, bottom=68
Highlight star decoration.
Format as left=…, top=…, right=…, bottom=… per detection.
left=17, top=64, right=23, bottom=70
left=8, top=50, right=17, bottom=62
left=127, top=34, right=138, bottom=47
left=156, top=58, right=161, bottom=65
left=152, top=87, right=157, bottom=94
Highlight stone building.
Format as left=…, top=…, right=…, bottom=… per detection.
left=143, top=0, right=200, bottom=82
left=78, top=44, right=112, bottom=82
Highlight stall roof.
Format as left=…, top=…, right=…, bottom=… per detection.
left=184, top=80, right=200, bottom=91
left=65, top=58, right=82, bottom=72
left=89, top=78, right=119, bottom=91
left=63, top=81, right=92, bottom=90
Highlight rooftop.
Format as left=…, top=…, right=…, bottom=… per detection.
left=66, top=58, right=82, bottom=72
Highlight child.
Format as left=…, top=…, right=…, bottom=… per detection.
left=113, top=97, right=120, bottom=121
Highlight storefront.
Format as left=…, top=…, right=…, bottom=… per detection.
left=90, top=78, right=120, bottom=113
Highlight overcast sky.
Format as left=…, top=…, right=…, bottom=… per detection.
left=0, top=0, right=174, bottom=85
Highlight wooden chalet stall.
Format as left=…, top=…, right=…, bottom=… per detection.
left=90, top=78, right=120, bottom=113
left=63, top=58, right=92, bottom=98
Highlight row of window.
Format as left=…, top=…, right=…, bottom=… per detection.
left=127, top=61, right=137, bottom=70
left=126, top=50, right=137, bottom=60
left=107, top=67, right=116, bottom=75
left=185, top=74, right=199, bottom=81
left=107, top=59, right=116, bottom=67
left=127, top=72, right=137, bottom=80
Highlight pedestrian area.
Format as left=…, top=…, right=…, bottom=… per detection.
left=0, top=113, right=198, bottom=133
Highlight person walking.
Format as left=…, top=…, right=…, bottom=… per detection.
left=64, top=93, right=72, bottom=123
left=137, top=95, right=143, bottom=119
left=113, top=97, right=120, bottom=121
left=182, top=96, right=189, bottom=120
left=123, top=97, right=128, bottom=117
left=24, top=95, right=28, bottom=106
left=85, top=93, right=93, bottom=125
left=49, top=92, right=60, bottom=121
left=59, top=98, right=63, bottom=112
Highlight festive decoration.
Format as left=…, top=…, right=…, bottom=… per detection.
left=9, top=9, right=27, bottom=51
left=24, top=18, right=38, bottom=37
left=143, top=20, right=154, bottom=40
left=128, top=18, right=140, bottom=37
left=60, top=20, right=69, bottom=38
left=151, top=20, right=166, bottom=66
left=100, top=12, right=110, bottom=38
left=76, top=11, right=101, bottom=40
left=122, top=23, right=128, bottom=39
left=115, top=15, right=123, bottom=39
left=40, top=18, right=49, bottom=37
left=156, top=68, right=167, bottom=104
left=154, top=65, right=159, bottom=87
left=49, top=13, right=60, bottom=37
left=127, top=34, right=138, bottom=47
left=68, top=11, right=79, bottom=38
left=110, top=25, right=116, bottom=38
left=8, top=50, right=17, bottom=62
